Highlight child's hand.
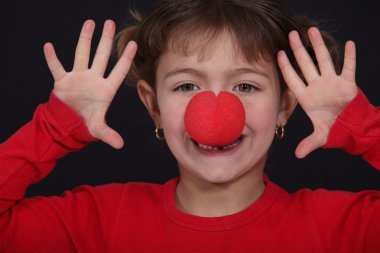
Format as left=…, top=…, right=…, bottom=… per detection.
left=277, top=27, right=358, bottom=159
left=43, top=20, right=137, bottom=149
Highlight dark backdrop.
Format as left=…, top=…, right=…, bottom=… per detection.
left=0, top=0, right=379, bottom=197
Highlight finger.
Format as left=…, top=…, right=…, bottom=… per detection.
left=96, top=124, right=124, bottom=149
left=277, top=50, right=306, bottom=98
left=73, top=20, right=95, bottom=71
left=91, top=20, right=116, bottom=76
left=288, top=31, right=320, bottom=84
left=43, top=42, right=67, bottom=81
left=295, top=131, right=325, bottom=159
left=341, top=41, right=356, bottom=83
left=107, top=41, right=138, bottom=89
left=308, top=27, right=336, bottom=76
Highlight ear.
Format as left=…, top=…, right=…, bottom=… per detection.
left=137, top=80, right=161, bottom=126
left=277, top=89, right=298, bottom=126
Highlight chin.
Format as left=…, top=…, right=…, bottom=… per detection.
left=189, top=164, right=250, bottom=185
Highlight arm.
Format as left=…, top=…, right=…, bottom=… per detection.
left=0, top=92, right=94, bottom=214
left=277, top=27, right=380, bottom=169
left=0, top=19, right=137, bottom=251
left=0, top=93, right=125, bottom=252
left=0, top=92, right=109, bottom=252
left=323, top=89, right=380, bottom=169
left=278, top=27, right=380, bottom=251
left=307, top=91, right=380, bottom=251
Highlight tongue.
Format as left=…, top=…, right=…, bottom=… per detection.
left=184, top=91, right=245, bottom=146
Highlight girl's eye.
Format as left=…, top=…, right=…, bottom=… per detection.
left=174, top=83, right=200, bottom=92
left=233, top=83, right=257, bottom=93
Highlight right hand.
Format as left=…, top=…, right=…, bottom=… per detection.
left=43, top=19, right=137, bottom=149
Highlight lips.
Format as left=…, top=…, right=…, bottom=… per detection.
left=190, top=135, right=246, bottom=156
left=192, top=135, right=244, bottom=151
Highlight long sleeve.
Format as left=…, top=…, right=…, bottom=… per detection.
left=0, top=92, right=95, bottom=212
left=0, top=93, right=125, bottom=252
left=314, top=88, right=380, bottom=251
left=323, top=88, right=380, bottom=169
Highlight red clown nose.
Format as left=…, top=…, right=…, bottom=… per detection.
left=184, top=91, right=245, bottom=146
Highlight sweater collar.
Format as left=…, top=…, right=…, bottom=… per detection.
left=163, top=175, right=281, bottom=231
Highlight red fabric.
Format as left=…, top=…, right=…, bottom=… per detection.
left=322, top=89, right=380, bottom=168
left=0, top=89, right=379, bottom=252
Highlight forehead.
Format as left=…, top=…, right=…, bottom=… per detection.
left=157, top=31, right=275, bottom=76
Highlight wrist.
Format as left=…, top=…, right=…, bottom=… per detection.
left=47, top=91, right=97, bottom=143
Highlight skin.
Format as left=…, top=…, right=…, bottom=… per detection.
left=138, top=32, right=296, bottom=216
left=44, top=19, right=359, bottom=217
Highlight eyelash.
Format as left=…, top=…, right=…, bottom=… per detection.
left=233, top=83, right=258, bottom=93
left=173, top=83, right=200, bottom=92
left=173, top=83, right=258, bottom=93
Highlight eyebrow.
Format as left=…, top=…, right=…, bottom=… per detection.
left=163, top=67, right=269, bottom=81
left=231, top=67, right=269, bottom=79
left=163, top=68, right=206, bottom=81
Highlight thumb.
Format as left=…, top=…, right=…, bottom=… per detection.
left=295, top=131, right=325, bottom=159
left=96, top=124, right=124, bottom=149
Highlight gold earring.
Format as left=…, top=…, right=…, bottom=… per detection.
left=275, top=125, right=285, bottom=140
left=155, top=126, right=165, bottom=141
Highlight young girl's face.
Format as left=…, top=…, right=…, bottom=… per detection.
left=138, top=32, right=295, bottom=184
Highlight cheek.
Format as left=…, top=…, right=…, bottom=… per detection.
left=242, top=95, right=278, bottom=131
left=158, top=91, right=279, bottom=139
left=158, top=96, right=189, bottom=136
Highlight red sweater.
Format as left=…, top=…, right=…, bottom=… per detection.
left=0, top=90, right=379, bottom=253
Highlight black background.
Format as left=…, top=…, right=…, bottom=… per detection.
left=0, top=0, right=379, bottom=197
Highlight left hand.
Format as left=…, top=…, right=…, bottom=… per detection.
left=277, top=27, right=358, bottom=159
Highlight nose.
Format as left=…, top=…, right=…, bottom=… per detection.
left=184, top=91, right=246, bottom=146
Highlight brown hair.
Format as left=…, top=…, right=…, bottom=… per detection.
left=114, top=0, right=340, bottom=93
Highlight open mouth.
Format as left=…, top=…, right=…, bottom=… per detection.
left=191, top=135, right=244, bottom=151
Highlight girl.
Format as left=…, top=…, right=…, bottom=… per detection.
left=0, top=0, right=379, bottom=252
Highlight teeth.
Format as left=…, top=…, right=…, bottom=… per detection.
left=195, top=137, right=242, bottom=151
